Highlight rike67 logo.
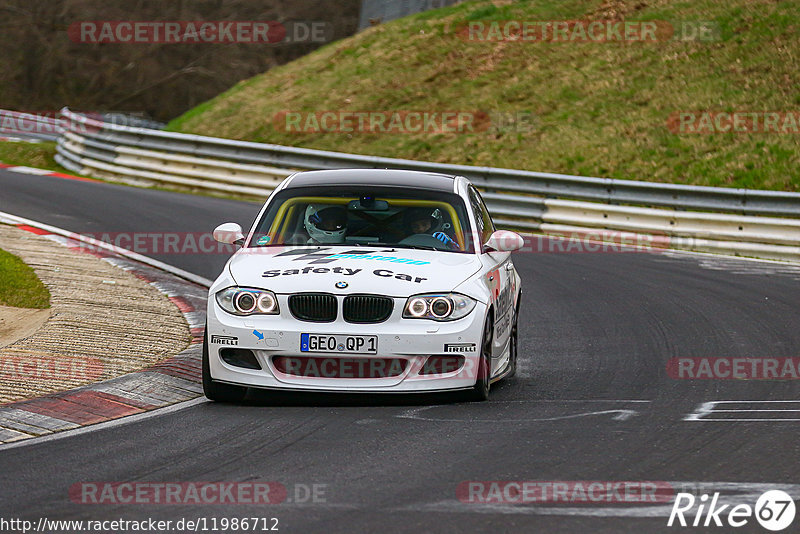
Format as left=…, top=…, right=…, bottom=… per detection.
left=668, top=490, right=795, bottom=531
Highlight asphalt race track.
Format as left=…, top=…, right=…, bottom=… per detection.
left=1, top=168, right=800, bottom=533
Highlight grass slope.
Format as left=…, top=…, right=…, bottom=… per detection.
left=0, top=141, right=67, bottom=174
left=0, top=247, right=50, bottom=309
left=169, top=0, right=799, bottom=191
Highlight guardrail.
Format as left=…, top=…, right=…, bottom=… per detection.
left=58, top=108, right=800, bottom=217
left=23, top=107, right=799, bottom=262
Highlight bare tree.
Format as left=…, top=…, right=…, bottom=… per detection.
left=0, top=0, right=360, bottom=120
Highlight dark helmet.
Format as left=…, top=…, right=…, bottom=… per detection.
left=403, top=207, right=442, bottom=233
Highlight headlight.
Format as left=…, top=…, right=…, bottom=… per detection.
left=216, top=287, right=279, bottom=316
left=402, top=293, right=475, bottom=321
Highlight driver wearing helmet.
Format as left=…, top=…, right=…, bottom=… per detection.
left=403, top=207, right=458, bottom=249
left=304, top=205, right=348, bottom=244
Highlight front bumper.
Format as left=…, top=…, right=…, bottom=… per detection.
left=206, top=295, right=486, bottom=392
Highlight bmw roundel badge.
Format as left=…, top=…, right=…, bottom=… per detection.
left=335, top=281, right=348, bottom=289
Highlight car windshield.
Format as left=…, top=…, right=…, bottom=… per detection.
left=249, top=185, right=475, bottom=253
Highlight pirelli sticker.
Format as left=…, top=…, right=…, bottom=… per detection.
left=210, top=335, right=238, bottom=346
left=444, top=343, right=477, bottom=353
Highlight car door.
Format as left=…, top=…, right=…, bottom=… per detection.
left=467, top=185, right=514, bottom=376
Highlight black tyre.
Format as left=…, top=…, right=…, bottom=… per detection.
left=202, top=328, right=248, bottom=403
left=506, top=300, right=520, bottom=378
left=465, top=314, right=493, bottom=402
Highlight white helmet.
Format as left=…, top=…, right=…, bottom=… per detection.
left=304, top=205, right=348, bottom=244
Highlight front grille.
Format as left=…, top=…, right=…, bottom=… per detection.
left=289, top=293, right=337, bottom=322
left=343, top=295, right=393, bottom=323
left=273, top=356, right=407, bottom=378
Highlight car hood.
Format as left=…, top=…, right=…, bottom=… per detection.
left=227, top=246, right=482, bottom=297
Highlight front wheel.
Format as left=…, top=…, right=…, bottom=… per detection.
left=506, top=303, right=519, bottom=378
left=465, top=314, right=493, bottom=402
left=202, top=328, right=248, bottom=403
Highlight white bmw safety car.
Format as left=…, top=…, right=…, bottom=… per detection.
left=204, top=169, right=524, bottom=402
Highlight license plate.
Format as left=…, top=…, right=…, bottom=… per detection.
left=300, top=334, right=377, bottom=355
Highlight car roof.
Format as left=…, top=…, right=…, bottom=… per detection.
left=284, top=169, right=459, bottom=192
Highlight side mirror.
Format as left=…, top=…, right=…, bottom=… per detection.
left=213, top=222, right=245, bottom=246
left=483, top=230, right=524, bottom=253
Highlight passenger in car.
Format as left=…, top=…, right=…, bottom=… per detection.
left=403, top=207, right=459, bottom=249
